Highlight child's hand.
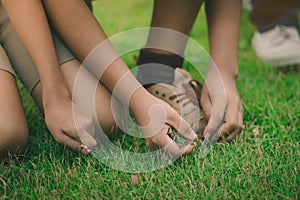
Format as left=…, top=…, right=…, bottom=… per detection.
left=43, top=96, right=97, bottom=155
left=130, top=88, right=198, bottom=157
left=144, top=124, right=197, bottom=158
left=201, top=77, right=244, bottom=142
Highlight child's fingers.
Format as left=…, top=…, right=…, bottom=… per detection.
left=203, top=88, right=227, bottom=138
left=224, top=128, right=241, bottom=142
left=222, top=98, right=239, bottom=133
left=166, top=110, right=197, bottom=141
left=56, top=130, right=90, bottom=155
left=204, top=106, right=225, bottom=137
left=78, top=130, right=97, bottom=148
left=61, top=120, right=96, bottom=149
left=225, top=103, right=244, bottom=142
left=149, top=125, right=171, bottom=148
left=168, top=119, right=197, bottom=142
left=164, top=141, right=196, bottom=157
left=72, top=104, right=97, bottom=148
left=200, top=85, right=212, bottom=120
left=222, top=100, right=243, bottom=137
left=147, top=125, right=196, bottom=157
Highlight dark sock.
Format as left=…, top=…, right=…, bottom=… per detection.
left=136, top=49, right=184, bottom=88
left=84, top=0, right=93, bottom=11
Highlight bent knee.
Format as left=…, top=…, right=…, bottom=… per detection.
left=0, top=123, right=29, bottom=160
left=99, top=116, right=117, bottom=135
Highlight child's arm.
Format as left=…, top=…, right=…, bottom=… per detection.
left=203, top=0, right=244, bottom=141
left=2, top=0, right=94, bottom=154
left=41, top=0, right=197, bottom=156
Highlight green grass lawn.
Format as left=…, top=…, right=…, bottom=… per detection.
left=1, top=0, right=299, bottom=199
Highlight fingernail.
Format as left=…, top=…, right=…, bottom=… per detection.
left=80, top=144, right=91, bottom=155
left=82, top=149, right=91, bottom=156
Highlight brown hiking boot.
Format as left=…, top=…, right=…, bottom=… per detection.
left=147, top=68, right=207, bottom=137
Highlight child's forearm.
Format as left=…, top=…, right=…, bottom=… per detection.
left=2, top=0, right=70, bottom=101
left=42, top=0, right=148, bottom=103
left=205, top=0, right=241, bottom=82
left=2, top=0, right=98, bottom=153
left=202, top=0, right=243, bottom=141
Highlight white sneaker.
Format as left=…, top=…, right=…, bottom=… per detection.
left=147, top=68, right=207, bottom=136
left=252, top=25, right=300, bottom=67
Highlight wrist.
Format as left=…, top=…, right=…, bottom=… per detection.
left=41, top=80, right=71, bottom=107
left=221, top=69, right=238, bottom=86
left=215, top=62, right=239, bottom=86
left=210, top=50, right=239, bottom=84
left=129, top=87, right=153, bottom=111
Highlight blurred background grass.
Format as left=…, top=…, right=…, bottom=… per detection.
left=0, top=0, right=299, bottom=199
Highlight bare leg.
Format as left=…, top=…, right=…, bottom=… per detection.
left=202, top=0, right=243, bottom=141
left=135, top=0, right=207, bottom=137
left=31, top=60, right=117, bottom=134
left=0, top=71, right=29, bottom=160
left=136, top=0, right=204, bottom=86
left=146, top=0, right=203, bottom=55
left=42, top=0, right=202, bottom=60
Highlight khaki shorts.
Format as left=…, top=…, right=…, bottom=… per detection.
left=0, top=44, right=12, bottom=74
left=0, top=3, right=76, bottom=93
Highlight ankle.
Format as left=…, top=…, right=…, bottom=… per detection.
left=136, top=49, right=185, bottom=86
